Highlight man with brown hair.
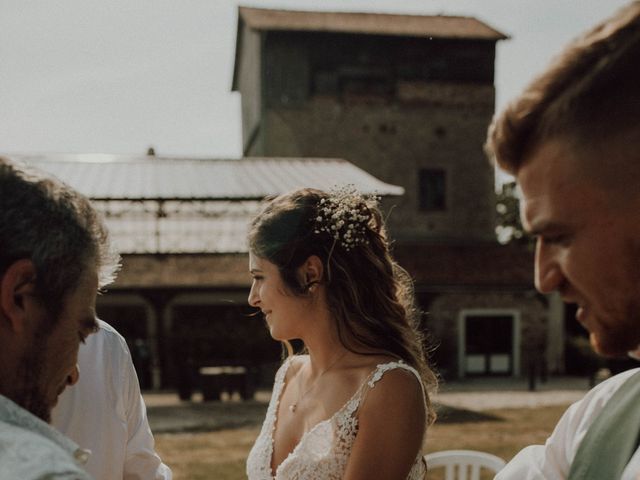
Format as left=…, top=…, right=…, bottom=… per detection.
left=0, top=156, right=120, bottom=479
left=486, top=2, right=640, bottom=478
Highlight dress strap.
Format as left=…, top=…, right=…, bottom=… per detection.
left=262, top=357, right=294, bottom=430
left=274, top=357, right=294, bottom=392
left=347, top=361, right=427, bottom=415
left=367, top=360, right=427, bottom=405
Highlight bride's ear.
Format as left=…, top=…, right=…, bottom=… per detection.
left=299, top=255, right=324, bottom=293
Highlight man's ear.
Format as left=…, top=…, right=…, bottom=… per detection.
left=300, top=255, right=324, bottom=290
left=0, top=259, right=37, bottom=334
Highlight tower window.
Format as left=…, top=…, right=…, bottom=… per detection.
left=419, top=169, right=446, bottom=211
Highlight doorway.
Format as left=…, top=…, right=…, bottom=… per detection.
left=458, top=310, right=520, bottom=377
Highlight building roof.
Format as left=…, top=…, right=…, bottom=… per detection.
left=238, top=7, right=507, bottom=41
left=15, top=154, right=403, bottom=200
left=12, top=153, right=402, bottom=255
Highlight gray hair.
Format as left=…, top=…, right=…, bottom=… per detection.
left=0, top=156, right=120, bottom=317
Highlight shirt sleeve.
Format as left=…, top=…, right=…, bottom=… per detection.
left=496, top=369, right=640, bottom=479
left=119, top=339, right=173, bottom=480
left=495, top=404, right=578, bottom=479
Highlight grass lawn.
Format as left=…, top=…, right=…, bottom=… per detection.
left=155, top=403, right=569, bottom=479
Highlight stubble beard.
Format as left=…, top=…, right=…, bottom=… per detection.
left=593, top=301, right=640, bottom=358
left=14, top=329, right=52, bottom=423
left=591, top=241, right=640, bottom=357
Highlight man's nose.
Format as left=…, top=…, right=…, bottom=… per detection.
left=534, top=239, right=564, bottom=294
left=67, top=364, right=80, bottom=386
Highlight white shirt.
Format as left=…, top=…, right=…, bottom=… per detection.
left=496, top=367, right=640, bottom=479
left=52, top=320, right=172, bottom=480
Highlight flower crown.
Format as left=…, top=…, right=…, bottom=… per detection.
left=313, top=186, right=380, bottom=251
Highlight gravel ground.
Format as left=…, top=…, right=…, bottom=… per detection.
left=433, top=375, right=591, bottom=411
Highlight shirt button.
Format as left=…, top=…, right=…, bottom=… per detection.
left=74, top=448, right=91, bottom=465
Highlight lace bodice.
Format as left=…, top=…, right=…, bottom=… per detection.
left=246, top=358, right=427, bottom=480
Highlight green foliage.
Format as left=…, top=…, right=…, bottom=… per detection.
left=495, top=182, right=531, bottom=246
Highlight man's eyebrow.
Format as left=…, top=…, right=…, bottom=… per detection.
left=249, top=268, right=263, bottom=274
left=526, top=221, right=568, bottom=236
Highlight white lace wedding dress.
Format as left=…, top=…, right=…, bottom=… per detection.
left=246, top=357, right=427, bottom=479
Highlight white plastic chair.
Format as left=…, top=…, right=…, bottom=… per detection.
left=424, top=449, right=507, bottom=480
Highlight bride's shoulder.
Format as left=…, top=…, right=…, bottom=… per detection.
left=359, top=361, right=426, bottom=421
left=345, top=355, right=420, bottom=391
left=279, top=354, right=308, bottom=380
left=358, top=357, right=424, bottom=399
left=289, top=354, right=309, bottom=369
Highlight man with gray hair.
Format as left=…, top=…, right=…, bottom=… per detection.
left=486, top=2, right=640, bottom=479
left=0, top=156, right=120, bottom=479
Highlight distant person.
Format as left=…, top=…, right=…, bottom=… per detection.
left=486, top=3, right=640, bottom=478
left=0, top=156, right=119, bottom=478
left=245, top=187, right=437, bottom=479
left=52, top=320, right=172, bottom=480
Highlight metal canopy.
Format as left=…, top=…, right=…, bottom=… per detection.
left=13, top=154, right=403, bottom=254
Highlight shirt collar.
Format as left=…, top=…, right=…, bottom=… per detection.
left=0, top=394, right=91, bottom=465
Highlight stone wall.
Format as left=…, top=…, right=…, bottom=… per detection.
left=113, top=253, right=250, bottom=288
left=262, top=86, right=496, bottom=242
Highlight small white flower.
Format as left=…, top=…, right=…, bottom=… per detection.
left=313, top=185, right=379, bottom=251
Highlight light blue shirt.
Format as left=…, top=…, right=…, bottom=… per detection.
left=0, top=394, right=92, bottom=479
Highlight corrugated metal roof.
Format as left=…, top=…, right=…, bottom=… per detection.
left=14, top=154, right=404, bottom=200
left=11, top=154, right=403, bottom=255
left=238, top=7, right=507, bottom=41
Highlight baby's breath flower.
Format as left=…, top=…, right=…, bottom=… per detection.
left=312, top=185, right=379, bottom=251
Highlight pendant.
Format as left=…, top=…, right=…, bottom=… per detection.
left=289, top=404, right=297, bottom=413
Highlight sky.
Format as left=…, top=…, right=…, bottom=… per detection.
left=0, top=0, right=633, bottom=158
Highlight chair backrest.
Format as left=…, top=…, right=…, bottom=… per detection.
left=424, top=450, right=507, bottom=480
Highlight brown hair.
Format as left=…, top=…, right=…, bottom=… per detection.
left=248, top=188, right=437, bottom=423
left=486, top=2, right=640, bottom=175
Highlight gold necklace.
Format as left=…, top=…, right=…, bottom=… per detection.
left=289, top=351, right=348, bottom=414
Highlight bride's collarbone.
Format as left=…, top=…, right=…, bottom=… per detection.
left=269, top=357, right=398, bottom=473
left=272, top=377, right=351, bottom=447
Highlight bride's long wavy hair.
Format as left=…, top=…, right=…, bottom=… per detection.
left=248, top=187, right=437, bottom=424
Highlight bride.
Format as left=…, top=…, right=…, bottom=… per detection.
left=245, top=187, right=437, bottom=480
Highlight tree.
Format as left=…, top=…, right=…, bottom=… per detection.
left=495, top=181, right=531, bottom=245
